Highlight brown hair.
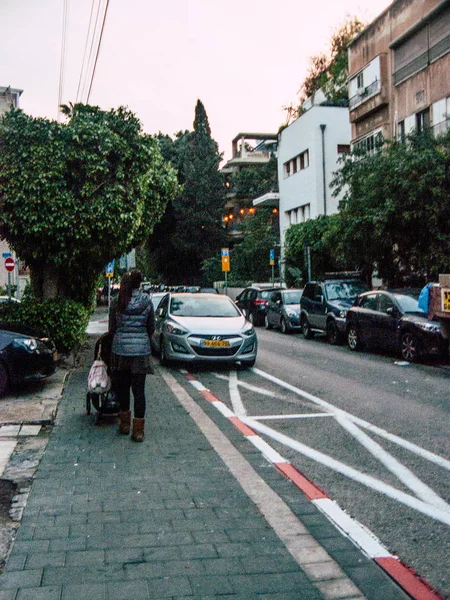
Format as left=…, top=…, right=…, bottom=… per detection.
left=117, top=273, right=132, bottom=312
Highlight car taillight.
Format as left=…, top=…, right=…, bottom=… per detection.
left=254, top=298, right=267, bottom=306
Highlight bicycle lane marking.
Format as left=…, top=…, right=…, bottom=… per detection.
left=180, top=368, right=447, bottom=600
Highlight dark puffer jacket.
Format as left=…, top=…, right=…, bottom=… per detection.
left=109, top=290, right=155, bottom=356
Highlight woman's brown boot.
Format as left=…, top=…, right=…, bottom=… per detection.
left=118, top=411, right=131, bottom=435
left=132, top=418, right=145, bottom=442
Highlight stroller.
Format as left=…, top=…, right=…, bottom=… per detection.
left=86, top=332, right=120, bottom=421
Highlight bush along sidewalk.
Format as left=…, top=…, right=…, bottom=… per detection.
left=0, top=298, right=90, bottom=356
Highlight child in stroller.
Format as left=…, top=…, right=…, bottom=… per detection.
left=86, top=331, right=120, bottom=421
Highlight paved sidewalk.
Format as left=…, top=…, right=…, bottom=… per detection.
left=0, top=334, right=411, bottom=599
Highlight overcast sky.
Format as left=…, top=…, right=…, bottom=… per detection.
left=1, top=0, right=392, bottom=162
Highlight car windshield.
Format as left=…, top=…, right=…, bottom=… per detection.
left=170, top=296, right=241, bottom=317
left=394, top=293, right=425, bottom=314
left=283, top=291, right=302, bottom=304
left=260, top=290, right=275, bottom=300
left=326, top=281, right=368, bottom=301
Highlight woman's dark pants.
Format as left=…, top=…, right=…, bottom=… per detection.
left=116, top=372, right=146, bottom=419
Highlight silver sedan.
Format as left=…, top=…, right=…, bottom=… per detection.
left=151, top=293, right=257, bottom=367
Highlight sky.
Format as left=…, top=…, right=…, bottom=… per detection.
left=1, top=0, right=392, bottom=163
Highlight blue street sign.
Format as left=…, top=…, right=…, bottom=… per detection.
left=270, top=249, right=275, bottom=265
left=2, top=252, right=12, bottom=258
left=105, top=260, right=115, bottom=275
left=221, top=248, right=229, bottom=257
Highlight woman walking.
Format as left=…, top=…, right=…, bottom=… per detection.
left=108, top=271, right=155, bottom=442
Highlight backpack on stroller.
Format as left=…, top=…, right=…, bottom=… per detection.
left=86, top=332, right=120, bottom=419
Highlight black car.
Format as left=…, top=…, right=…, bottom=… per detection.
left=0, top=322, right=57, bottom=397
left=265, top=289, right=303, bottom=333
left=300, top=279, right=369, bottom=344
left=235, top=286, right=283, bottom=326
left=346, top=289, right=448, bottom=362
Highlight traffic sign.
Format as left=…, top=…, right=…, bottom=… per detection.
left=105, top=260, right=115, bottom=278
left=270, top=249, right=275, bottom=266
left=4, top=257, right=14, bottom=272
left=221, top=248, right=230, bottom=272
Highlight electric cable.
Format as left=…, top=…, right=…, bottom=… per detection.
left=86, top=0, right=110, bottom=103
left=76, top=0, right=96, bottom=104
left=57, top=0, right=70, bottom=120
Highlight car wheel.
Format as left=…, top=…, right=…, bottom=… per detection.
left=401, top=333, right=420, bottom=362
left=327, top=320, right=342, bottom=345
left=347, top=326, right=362, bottom=351
left=280, top=317, right=290, bottom=335
left=302, top=317, right=314, bottom=339
left=265, top=315, right=273, bottom=330
left=160, top=338, right=169, bottom=366
left=0, top=362, right=9, bottom=398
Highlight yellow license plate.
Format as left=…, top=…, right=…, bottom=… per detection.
left=202, top=340, right=230, bottom=348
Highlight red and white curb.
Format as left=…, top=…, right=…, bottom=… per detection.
left=182, top=370, right=445, bottom=600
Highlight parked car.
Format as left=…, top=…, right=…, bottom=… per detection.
left=300, top=278, right=370, bottom=344
left=151, top=292, right=257, bottom=367
left=149, top=292, right=166, bottom=311
left=199, top=288, right=219, bottom=294
left=0, top=296, right=20, bottom=304
left=0, top=322, right=57, bottom=397
left=235, top=286, right=283, bottom=326
left=346, top=289, right=448, bottom=362
left=265, top=289, right=303, bottom=333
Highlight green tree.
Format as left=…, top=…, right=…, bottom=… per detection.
left=230, top=207, right=280, bottom=283
left=0, top=105, right=179, bottom=305
left=284, top=215, right=345, bottom=285
left=230, top=156, right=278, bottom=201
left=147, top=101, right=226, bottom=284
left=286, top=17, right=365, bottom=122
left=331, top=130, right=450, bottom=285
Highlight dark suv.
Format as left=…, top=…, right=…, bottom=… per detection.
left=300, top=279, right=369, bottom=344
left=235, top=286, right=283, bottom=326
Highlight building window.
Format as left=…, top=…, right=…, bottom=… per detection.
left=352, top=130, right=383, bottom=156
left=337, top=144, right=350, bottom=154
left=283, top=150, right=309, bottom=178
left=416, top=108, right=430, bottom=133
left=357, top=73, right=364, bottom=89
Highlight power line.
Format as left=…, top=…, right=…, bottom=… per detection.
left=57, top=0, right=70, bottom=120
left=86, top=0, right=110, bottom=104
left=76, top=0, right=96, bottom=104
left=80, top=0, right=104, bottom=103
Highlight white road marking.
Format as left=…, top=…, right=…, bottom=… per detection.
left=313, top=498, right=393, bottom=559
left=336, top=414, right=450, bottom=512
left=247, top=436, right=289, bottom=464
left=228, top=370, right=246, bottom=417
left=212, top=401, right=235, bottom=418
left=253, top=367, right=450, bottom=471
left=215, top=373, right=286, bottom=399
left=242, top=417, right=450, bottom=526
left=252, top=413, right=334, bottom=421
left=190, top=380, right=207, bottom=391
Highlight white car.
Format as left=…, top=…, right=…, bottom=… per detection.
left=151, top=293, right=257, bottom=367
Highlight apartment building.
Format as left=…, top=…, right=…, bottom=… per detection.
left=273, top=100, right=351, bottom=268
left=348, top=0, right=450, bottom=148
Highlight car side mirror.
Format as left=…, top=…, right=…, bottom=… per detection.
left=315, top=295, right=324, bottom=303
left=386, top=307, right=397, bottom=317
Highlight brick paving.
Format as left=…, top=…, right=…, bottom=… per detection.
left=0, top=334, right=411, bottom=599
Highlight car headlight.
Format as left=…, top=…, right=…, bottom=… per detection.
left=242, top=325, right=255, bottom=337
left=339, top=310, right=347, bottom=318
left=416, top=322, right=440, bottom=333
left=14, top=338, right=38, bottom=352
left=166, top=323, right=188, bottom=336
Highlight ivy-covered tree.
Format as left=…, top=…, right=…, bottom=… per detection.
left=229, top=156, right=278, bottom=201
left=331, top=130, right=450, bottom=285
left=147, top=101, right=226, bottom=283
left=0, top=105, right=179, bottom=305
left=285, top=17, right=365, bottom=122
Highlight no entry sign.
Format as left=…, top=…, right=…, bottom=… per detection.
left=4, top=257, right=15, bottom=272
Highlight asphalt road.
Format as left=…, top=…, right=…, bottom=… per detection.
left=183, top=327, right=450, bottom=598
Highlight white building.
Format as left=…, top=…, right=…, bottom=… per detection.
left=255, top=100, right=351, bottom=273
